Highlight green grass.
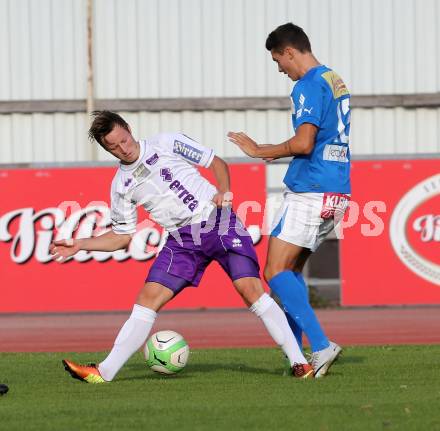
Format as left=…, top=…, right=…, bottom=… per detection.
left=1, top=346, right=440, bottom=431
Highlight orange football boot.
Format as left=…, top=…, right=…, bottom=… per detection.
left=62, top=359, right=106, bottom=384
left=292, top=363, right=315, bottom=379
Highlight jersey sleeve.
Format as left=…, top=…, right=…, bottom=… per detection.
left=291, top=80, right=323, bottom=129
left=110, top=183, right=138, bottom=235
left=161, top=133, right=215, bottom=168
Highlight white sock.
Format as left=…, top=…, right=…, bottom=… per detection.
left=250, top=293, right=307, bottom=365
left=98, top=304, right=157, bottom=381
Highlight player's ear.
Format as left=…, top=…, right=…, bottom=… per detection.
left=285, top=46, right=295, bottom=59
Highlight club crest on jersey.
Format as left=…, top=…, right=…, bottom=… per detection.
left=145, top=153, right=159, bottom=165
left=133, top=164, right=151, bottom=182
left=173, top=140, right=203, bottom=164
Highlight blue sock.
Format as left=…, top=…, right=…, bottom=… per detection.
left=285, top=312, right=303, bottom=350
left=285, top=271, right=310, bottom=350
left=269, top=270, right=329, bottom=352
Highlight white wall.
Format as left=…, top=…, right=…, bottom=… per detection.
left=1, top=0, right=439, bottom=101
left=0, top=0, right=86, bottom=100
left=2, top=107, right=440, bottom=164
left=92, top=0, right=440, bottom=98
left=0, top=0, right=439, bottom=163
left=0, top=113, right=89, bottom=162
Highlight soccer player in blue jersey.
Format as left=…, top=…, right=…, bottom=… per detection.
left=228, top=23, right=351, bottom=377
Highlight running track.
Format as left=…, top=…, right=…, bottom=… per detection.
left=1, top=307, right=439, bottom=352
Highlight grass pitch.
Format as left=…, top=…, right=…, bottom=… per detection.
left=1, top=346, right=439, bottom=431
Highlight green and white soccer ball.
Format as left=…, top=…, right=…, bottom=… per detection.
left=143, top=330, right=190, bottom=375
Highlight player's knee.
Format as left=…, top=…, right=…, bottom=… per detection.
left=136, top=288, right=156, bottom=309
left=264, top=264, right=285, bottom=282
left=233, top=277, right=264, bottom=306
left=136, top=282, right=173, bottom=311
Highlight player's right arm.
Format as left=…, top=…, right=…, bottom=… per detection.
left=227, top=124, right=317, bottom=160
left=49, top=231, right=131, bottom=263
left=50, top=232, right=131, bottom=260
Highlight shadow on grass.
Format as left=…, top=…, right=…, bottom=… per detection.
left=119, top=353, right=364, bottom=382
left=119, top=362, right=284, bottom=381
left=336, top=354, right=365, bottom=365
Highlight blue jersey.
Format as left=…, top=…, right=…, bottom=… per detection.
left=284, top=65, right=351, bottom=193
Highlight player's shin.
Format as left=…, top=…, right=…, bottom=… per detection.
left=271, top=291, right=303, bottom=350
left=249, top=293, right=308, bottom=365
left=98, top=304, right=157, bottom=381
left=269, top=270, right=329, bottom=352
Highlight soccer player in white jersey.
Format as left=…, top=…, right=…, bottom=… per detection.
left=228, top=23, right=351, bottom=377
left=51, top=110, right=314, bottom=382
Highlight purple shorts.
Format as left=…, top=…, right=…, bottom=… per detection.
left=146, top=208, right=260, bottom=294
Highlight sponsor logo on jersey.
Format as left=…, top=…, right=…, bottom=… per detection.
left=169, top=180, right=199, bottom=212
left=160, top=168, right=173, bottom=182
left=320, top=193, right=350, bottom=219
left=173, top=140, right=203, bottom=164
left=389, top=173, right=440, bottom=286
left=323, top=144, right=349, bottom=162
left=232, top=238, right=242, bottom=248
left=124, top=178, right=133, bottom=187
left=296, top=93, right=315, bottom=119
left=321, top=70, right=349, bottom=99
left=145, top=153, right=159, bottom=165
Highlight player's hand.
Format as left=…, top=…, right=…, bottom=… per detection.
left=212, top=191, right=233, bottom=208
left=227, top=132, right=259, bottom=158
left=49, top=238, right=81, bottom=263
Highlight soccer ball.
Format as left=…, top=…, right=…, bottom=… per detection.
left=143, top=330, right=190, bottom=375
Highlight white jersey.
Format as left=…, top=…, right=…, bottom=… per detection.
left=110, top=132, right=217, bottom=234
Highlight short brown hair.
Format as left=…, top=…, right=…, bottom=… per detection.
left=88, top=111, right=130, bottom=145
left=265, top=23, right=311, bottom=53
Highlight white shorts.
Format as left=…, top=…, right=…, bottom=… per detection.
left=270, top=190, right=350, bottom=252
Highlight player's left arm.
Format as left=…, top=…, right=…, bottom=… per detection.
left=227, top=123, right=317, bottom=160
left=208, top=156, right=233, bottom=207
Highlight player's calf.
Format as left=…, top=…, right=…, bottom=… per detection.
left=235, top=277, right=309, bottom=370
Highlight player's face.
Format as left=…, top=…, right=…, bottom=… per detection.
left=102, top=125, right=139, bottom=164
left=271, top=48, right=299, bottom=81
